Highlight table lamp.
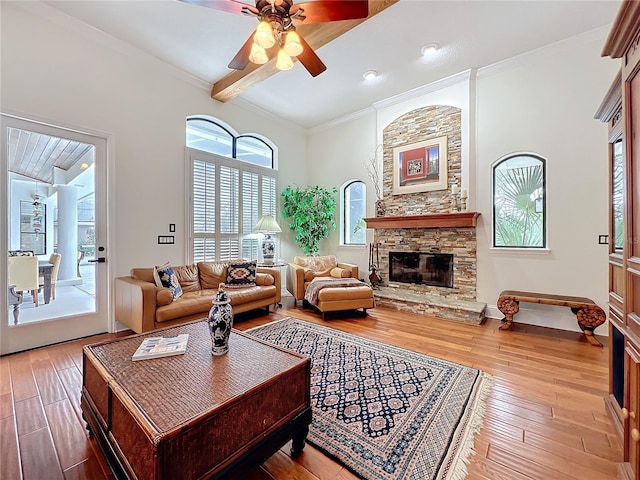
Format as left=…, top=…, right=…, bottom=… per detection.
left=254, top=215, right=282, bottom=265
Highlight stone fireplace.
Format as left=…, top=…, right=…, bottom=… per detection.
left=363, top=104, right=486, bottom=323
left=365, top=213, right=485, bottom=323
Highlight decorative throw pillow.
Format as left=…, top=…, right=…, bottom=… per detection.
left=225, top=261, right=257, bottom=288
left=153, top=262, right=183, bottom=300
left=255, top=273, right=275, bottom=286
left=330, top=267, right=351, bottom=278
left=156, top=288, right=174, bottom=306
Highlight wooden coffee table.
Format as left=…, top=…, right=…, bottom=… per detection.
left=81, top=320, right=311, bottom=480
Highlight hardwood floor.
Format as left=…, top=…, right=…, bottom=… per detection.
left=0, top=304, right=620, bottom=479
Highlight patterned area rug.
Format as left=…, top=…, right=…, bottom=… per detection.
left=246, top=317, right=492, bottom=480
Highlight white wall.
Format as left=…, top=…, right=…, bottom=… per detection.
left=475, top=31, right=618, bottom=333
left=308, top=30, right=618, bottom=334
left=1, top=3, right=307, bottom=279
left=307, top=111, right=377, bottom=274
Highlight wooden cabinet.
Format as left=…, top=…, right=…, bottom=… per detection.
left=601, top=2, right=640, bottom=479
left=624, top=343, right=640, bottom=479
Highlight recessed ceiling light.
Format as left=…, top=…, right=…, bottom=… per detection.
left=421, top=43, right=439, bottom=56
left=363, top=70, right=378, bottom=80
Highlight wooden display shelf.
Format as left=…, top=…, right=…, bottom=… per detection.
left=363, top=212, right=480, bottom=229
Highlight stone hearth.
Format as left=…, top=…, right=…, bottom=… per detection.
left=374, top=287, right=485, bottom=324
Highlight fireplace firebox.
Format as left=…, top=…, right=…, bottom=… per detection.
left=389, top=252, right=454, bottom=288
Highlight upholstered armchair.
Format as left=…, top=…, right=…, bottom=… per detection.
left=286, top=255, right=360, bottom=304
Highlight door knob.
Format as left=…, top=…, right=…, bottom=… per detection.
left=632, top=429, right=640, bottom=443
left=622, top=408, right=636, bottom=420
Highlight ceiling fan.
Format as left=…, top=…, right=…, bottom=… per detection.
left=181, top=0, right=369, bottom=77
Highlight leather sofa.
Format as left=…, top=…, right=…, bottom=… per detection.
left=115, top=260, right=280, bottom=333
left=287, top=255, right=374, bottom=317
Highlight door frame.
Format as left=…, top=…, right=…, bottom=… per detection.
left=1, top=111, right=116, bottom=355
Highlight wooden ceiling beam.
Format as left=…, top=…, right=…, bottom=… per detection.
left=211, top=0, right=399, bottom=102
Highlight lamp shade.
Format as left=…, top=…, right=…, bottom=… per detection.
left=275, top=49, right=294, bottom=71
left=249, top=42, right=268, bottom=65
left=254, top=215, right=282, bottom=233
left=283, top=31, right=303, bottom=57
left=255, top=20, right=276, bottom=49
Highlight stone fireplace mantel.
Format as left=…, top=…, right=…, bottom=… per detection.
left=363, top=212, right=480, bottom=229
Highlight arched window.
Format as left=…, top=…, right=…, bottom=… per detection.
left=186, top=116, right=278, bottom=262
left=493, top=153, right=546, bottom=248
left=186, top=117, right=275, bottom=169
left=341, top=180, right=366, bottom=245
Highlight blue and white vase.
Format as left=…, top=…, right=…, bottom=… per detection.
left=262, top=234, right=275, bottom=265
left=208, top=284, right=234, bottom=356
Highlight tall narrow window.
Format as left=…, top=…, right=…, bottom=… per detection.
left=187, top=117, right=277, bottom=262
left=612, top=139, right=624, bottom=251
left=493, top=153, right=546, bottom=248
left=341, top=180, right=366, bottom=245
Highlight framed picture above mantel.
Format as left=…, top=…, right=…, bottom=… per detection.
left=392, top=136, right=447, bottom=195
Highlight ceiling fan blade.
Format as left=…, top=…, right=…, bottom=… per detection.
left=228, top=31, right=257, bottom=70
left=291, top=0, right=368, bottom=24
left=296, top=34, right=327, bottom=77
left=179, top=0, right=259, bottom=16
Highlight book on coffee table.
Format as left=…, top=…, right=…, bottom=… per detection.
left=132, top=334, right=189, bottom=361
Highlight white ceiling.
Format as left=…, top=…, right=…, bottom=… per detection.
left=41, top=0, right=621, bottom=129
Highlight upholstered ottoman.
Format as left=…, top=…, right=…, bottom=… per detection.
left=314, top=282, right=375, bottom=318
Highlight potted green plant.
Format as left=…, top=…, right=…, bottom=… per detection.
left=281, top=185, right=337, bottom=256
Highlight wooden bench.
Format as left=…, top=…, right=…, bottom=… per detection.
left=497, top=290, right=606, bottom=347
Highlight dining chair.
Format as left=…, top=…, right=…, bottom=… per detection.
left=8, top=255, right=40, bottom=307
left=47, top=253, right=62, bottom=300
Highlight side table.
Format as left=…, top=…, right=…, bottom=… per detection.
left=258, top=262, right=287, bottom=308
left=256, top=262, right=288, bottom=307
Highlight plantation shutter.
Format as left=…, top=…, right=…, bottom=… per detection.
left=192, top=160, right=215, bottom=262
left=189, top=149, right=277, bottom=263
left=242, top=171, right=260, bottom=260
left=219, top=165, right=240, bottom=260
left=262, top=175, right=277, bottom=217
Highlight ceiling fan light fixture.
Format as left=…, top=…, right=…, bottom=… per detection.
left=276, top=49, right=294, bottom=71
left=283, top=30, right=303, bottom=57
left=421, top=43, right=439, bottom=56
left=249, top=43, right=269, bottom=64
left=255, top=20, right=276, bottom=48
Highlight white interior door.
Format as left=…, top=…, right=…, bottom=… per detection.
left=1, top=114, right=111, bottom=354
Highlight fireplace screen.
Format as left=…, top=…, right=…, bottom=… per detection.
left=389, top=252, right=454, bottom=288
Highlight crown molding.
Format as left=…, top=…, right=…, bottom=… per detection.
left=477, top=25, right=611, bottom=79
left=307, top=107, right=375, bottom=135
left=232, top=98, right=307, bottom=134
left=308, top=70, right=475, bottom=134
left=372, top=70, right=474, bottom=111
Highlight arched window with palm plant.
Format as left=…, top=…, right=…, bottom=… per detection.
left=492, top=153, right=546, bottom=248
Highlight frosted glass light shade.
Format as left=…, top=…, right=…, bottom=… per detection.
left=249, top=43, right=268, bottom=64
left=255, top=21, right=275, bottom=48
left=283, top=31, right=303, bottom=57
left=276, top=49, right=294, bottom=71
